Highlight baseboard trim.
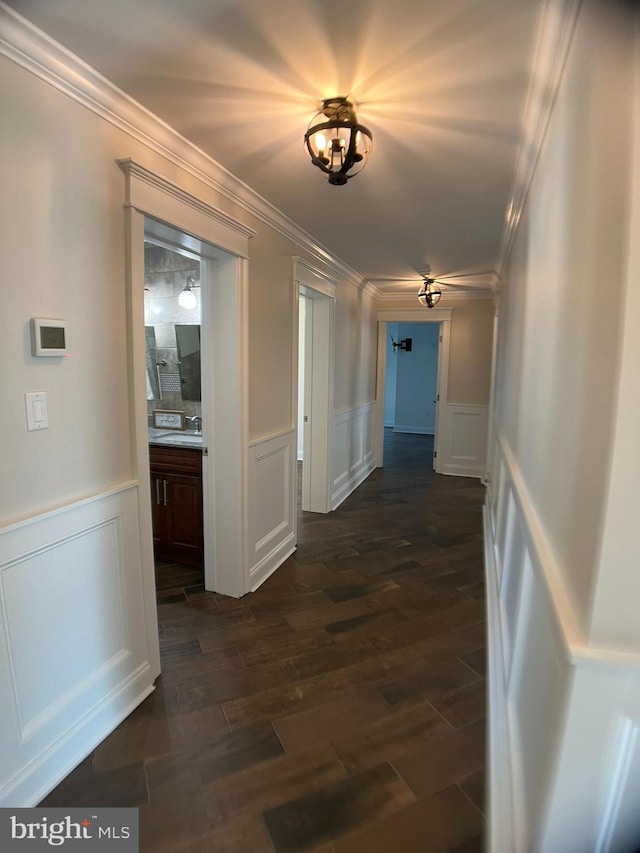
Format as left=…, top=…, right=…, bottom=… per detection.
left=392, top=426, right=435, bottom=435
left=249, top=532, right=296, bottom=592
left=0, top=664, right=154, bottom=807
left=331, top=459, right=376, bottom=510
left=441, top=463, right=484, bottom=479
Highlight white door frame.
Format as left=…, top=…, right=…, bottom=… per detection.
left=291, top=258, right=337, bottom=517
left=120, top=159, right=254, bottom=615
left=375, top=308, right=453, bottom=474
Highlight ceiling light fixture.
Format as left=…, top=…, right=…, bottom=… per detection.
left=178, top=276, right=198, bottom=309
left=304, top=97, right=373, bottom=185
left=417, top=278, right=442, bottom=309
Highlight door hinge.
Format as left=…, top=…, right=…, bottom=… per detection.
left=202, top=447, right=208, bottom=456
left=439, top=336, right=443, bottom=343
left=437, top=394, right=440, bottom=402
left=434, top=451, right=437, bottom=458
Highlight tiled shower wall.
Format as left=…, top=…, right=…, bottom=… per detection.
left=144, top=245, right=202, bottom=424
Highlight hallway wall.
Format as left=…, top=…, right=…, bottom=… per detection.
left=485, top=1, right=640, bottom=849
left=0, top=14, right=378, bottom=806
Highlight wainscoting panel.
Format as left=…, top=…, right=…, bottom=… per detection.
left=0, top=484, right=155, bottom=807
left=485, top=420, right=640, bottom=852
left=439, top=404, right=488, bottom=478
left=331, top=403, right=376, bottom=510
left=248, top=429, right=296, bottom=591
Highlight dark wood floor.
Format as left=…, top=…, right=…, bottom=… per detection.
left=42, top=432, right=487, bottom=852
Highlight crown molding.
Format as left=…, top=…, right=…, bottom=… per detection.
left=0, top=1, right=372, bottom=295
left=496, top=0, right=582, bottom=279
left=375, top=289, right=494, bottom=305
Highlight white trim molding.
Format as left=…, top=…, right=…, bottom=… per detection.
left=331, top=402, right=376, bottom=510
left=438, top=404, right=488, bottom=479
left=119, top=159, right=255, bottom=254
left=0, top=483, right=155, bottom=807
left=292, top=256, right=338, bottom=298
left=485, top=417, right=640, bottom=851
left=248, top=428, right=296, bottom=592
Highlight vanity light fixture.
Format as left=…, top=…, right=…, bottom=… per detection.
left=304, top=97, right=373, bottom=185
left=178, top=276, right=198, bottom=309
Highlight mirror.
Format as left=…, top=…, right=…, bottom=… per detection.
left=175, top=324, right=201, bottom=402
left=145, top=326, right=162, bottom=401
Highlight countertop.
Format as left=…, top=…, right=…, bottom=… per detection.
left=148, top=428, right=203, bottom=450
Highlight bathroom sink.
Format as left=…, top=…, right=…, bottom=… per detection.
left=159, top=433, right=203, bottom=445
left=149, top=430, right=203, bottom=447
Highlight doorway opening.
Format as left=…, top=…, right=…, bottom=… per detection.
left=296, top=281, right=335, bottom=515
left=374, top=309, right=452, bottom=475
left=384, top=321, right=441, bottom=470
left=144, top=237, right=204, bottom=596
left=138, top=214, right=249, bottom=600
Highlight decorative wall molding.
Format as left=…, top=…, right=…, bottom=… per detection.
left=496, top=0, right=582, bottom=279
left=439, top=404, right=488, bottom=479
left=331, top=403, right=376, bottom=510
left=492, top=419, right=640, bottom=674
left=248, top=428, right=296, bottom=591
left=596, top=715, right=640, bottom=853
left=0, top=484, right=155, bottom=806
left=484, top=505, right=520, bottom=853
left=0, top=2, right=372, bottom=295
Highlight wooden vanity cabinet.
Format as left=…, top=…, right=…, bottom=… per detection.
left=149, top=445, right=204, bottom=566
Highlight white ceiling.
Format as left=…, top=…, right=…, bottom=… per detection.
left=6, top=0, right=543, bottom=295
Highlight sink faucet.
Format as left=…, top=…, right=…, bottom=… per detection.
left=186, top=415, right=203, bottom=434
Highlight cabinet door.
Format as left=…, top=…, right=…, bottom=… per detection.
left=150, top=471, right=166, bottom=548
left=164, top=472, right=203, bottom=564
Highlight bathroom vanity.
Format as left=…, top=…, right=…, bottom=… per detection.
left=149, top=440, right=203, bottom=567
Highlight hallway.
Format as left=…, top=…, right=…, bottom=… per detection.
left=42, top=432, right=487, bottom=852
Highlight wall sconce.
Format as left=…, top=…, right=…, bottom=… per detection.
left=305, top=97, right=373, bottom=185
left=390, top=336, right=412, bottom=353
left=178, top=276, right=199, bottom=309
left=417, top=279, right=442, bottom=309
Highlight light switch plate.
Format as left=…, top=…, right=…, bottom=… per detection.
left=25, top=391, right=48, bottom=431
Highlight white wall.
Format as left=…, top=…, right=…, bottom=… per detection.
left=486, top=2, right=640, bottom=849
left=384, top=322, right=398, bottom=426
left=393, top=322, right=439, bottom=434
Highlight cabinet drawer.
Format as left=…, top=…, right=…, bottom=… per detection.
left=149, top=445, right=202, bottom=475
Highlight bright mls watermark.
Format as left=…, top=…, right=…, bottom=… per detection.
left=0, top=809, right=138, bottom=850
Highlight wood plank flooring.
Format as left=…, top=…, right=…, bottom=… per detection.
left=41, top=431, right=487, bottom=852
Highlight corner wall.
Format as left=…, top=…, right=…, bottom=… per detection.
left=486, top=2, right=640, bottom=849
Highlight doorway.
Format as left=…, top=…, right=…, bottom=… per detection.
left=144, top=238, right=204, bottom=594
left=132, top=209, right=249, bottom=601
left=374, top=309, right=452, bottom=474
left=296, top=280, right=335, bottom=515
left=385, top=322, right=440, bottom=468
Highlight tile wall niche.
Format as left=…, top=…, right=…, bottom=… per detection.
left=144, top=245, right=202, bottom=424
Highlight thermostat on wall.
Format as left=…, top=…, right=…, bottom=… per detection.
left=30, top=318, right=68, bottom=357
